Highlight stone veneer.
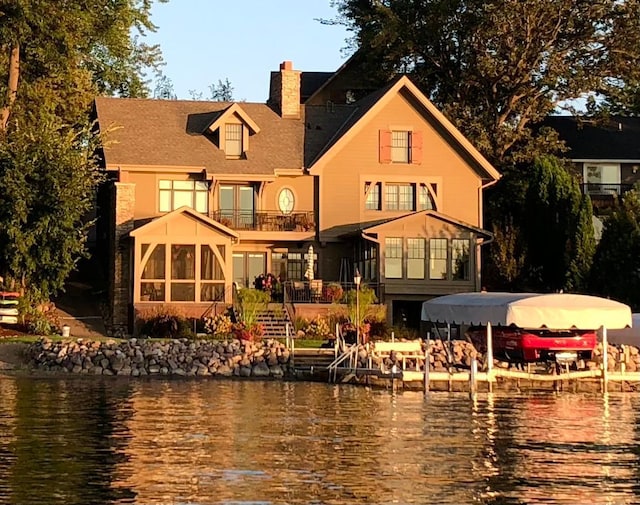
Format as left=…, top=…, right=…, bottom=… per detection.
left=268, top=60, right=301, bottom=119
left=110, top=182, right=136, bottom=333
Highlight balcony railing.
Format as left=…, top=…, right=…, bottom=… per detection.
left=283, top=280, right=384, bottom=304
left=581, top=183, right=634, bottom=196
left=209, top=210, right=315, bottom=232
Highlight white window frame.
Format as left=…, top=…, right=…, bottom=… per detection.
left=159, top=180, right=209, bottom=213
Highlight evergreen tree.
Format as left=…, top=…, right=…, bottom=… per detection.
left=484, top=156, right=595, bottom=292
left=590, top=188, right=640, bottom=310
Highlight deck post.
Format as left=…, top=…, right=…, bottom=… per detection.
left=469, top=358, right=478, bottom=398
left=486, top=322, right=494, bottom=393
left=602, top=325, right=608, bottom=393
left=423, top=341, right=430, bottom=396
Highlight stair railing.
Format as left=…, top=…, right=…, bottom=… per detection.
left=327, top=343, right=358, bottom=383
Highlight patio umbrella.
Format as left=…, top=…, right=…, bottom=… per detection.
left=304, top=245, right=314, bottom=281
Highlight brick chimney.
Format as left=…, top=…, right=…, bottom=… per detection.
left=268, top=60, right=301, bottom=119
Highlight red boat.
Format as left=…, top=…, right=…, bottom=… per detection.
left=465, top=325, right=597, bottom=363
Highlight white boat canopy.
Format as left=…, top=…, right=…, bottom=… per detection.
left=421, top=292, right=632, bottom=330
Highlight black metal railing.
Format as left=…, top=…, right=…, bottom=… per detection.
left=209, top=210, right=315, bottom=232
left=581, top=183, right=634, bottom=196
left=283, top=280, right=384, bottom=304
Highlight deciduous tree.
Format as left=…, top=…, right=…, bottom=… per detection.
left=0, top=0, right=165, bottom=301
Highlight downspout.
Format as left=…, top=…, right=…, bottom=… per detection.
left=476, top=179, right=499, bottom=290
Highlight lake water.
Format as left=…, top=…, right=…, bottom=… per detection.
left=0, top=376, right=639, bottom=505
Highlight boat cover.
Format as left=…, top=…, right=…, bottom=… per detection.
left=421, top=292, right=632, bottom=330
left=607, top=314, right=640, bottom=346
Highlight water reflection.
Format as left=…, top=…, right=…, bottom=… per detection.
left=0, top=376, right=639, bottom=505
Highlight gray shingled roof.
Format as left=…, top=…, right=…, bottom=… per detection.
left=543, top=116, right=640, bottom=161
left=95, top=98, right=305, bottom=175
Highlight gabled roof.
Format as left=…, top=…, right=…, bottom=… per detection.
left=95, top=97, right=303, bottom=175
left=130, top=206, right=239, bottom=238
left=306, top=75, right=501, bottom=182
left=543, top=116, right=640, bottom=161
left=300, top=71, right=334, bottom=102
left=205, top=103, right=260, bottom=134
left=361, top=209, right=492, bottom=238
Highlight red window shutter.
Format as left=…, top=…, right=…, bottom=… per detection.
left=379, top=130, right=392, bottom=164
left=411, top=131, right=423, bottom=164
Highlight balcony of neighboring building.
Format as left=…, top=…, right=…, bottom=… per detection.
left=581, top=182, right=634, bottom=214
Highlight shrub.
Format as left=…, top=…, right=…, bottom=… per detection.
left=138, top=306, right=193, bottom=339
left=325, top=283, right=344, bottom=303
left=293, top=315, right=309, bottom=333
left=306, top=317, right=331, bottom=339
left=204, top=313, right=233, bottom=337
left=18, top=298, right=60, bottom=335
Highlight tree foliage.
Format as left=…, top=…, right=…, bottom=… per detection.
left=590, top=188, right=640, bottom=310
left=327, top=0, right=640, bottom=166
left=0, top=0, right=165, bottom=300
left=0, top=118, right=102, bottom=299
left=484, top=156, right=595, bottom=292
left=188, top=78, right=235, bottom=101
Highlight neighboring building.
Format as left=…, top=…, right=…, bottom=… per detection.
left=543, top=116, right=640, bottom=213
left=94, top=60, right=500, bottom=333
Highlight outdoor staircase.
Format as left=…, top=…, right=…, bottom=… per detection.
left=291, top=348, right=338, bottom=376
left=255, top=304, right=292, bottom=339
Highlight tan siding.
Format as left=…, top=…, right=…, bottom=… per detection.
left=262, top=175, right=314, bottom=212
left=319, top=93, right=482, bottom=239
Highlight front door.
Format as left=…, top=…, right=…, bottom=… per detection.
left=233, top=252, right=266, bottom=288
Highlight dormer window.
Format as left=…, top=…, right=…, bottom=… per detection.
left=225, top=123, right=243, bottom=158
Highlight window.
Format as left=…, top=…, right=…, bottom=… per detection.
left=365, top=182, right=381, bottom=210
left=379, top=130, right=423, bottom=164
left=139, top=243, right=226, bottom=302
left=286, top=252, right=303, bottom=280
left=159, top=180, right=209, bottom=213
left=418, top=183, right=436, bottom=210
left=278, top=188, right=295, bottom=214
left=584, top=164, right=620, bottom=194
left=452, top=239, right=470, bottom=281
left=407, top=238, right=425, bottom=279
left=225, top=123, right=243, bottom=158
left=385, top=238, right=403, bottom=279
left=391, top=131, right=410, bottom=163
left=219, top=185, right=255, bottom=228
left=233, top=252, right=266, bottom=288
left=363, top=245, right=378, bottom=281
left=429, top=239, right=448, bottom=280
left=385, top=184, right=414, bottom=211
left=141, top=244, right=166, bottom=301
left=201, top=245, right=225, bottom=301
left=171, top=245, right=196, bottom=301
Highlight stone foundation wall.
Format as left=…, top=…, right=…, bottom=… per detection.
left=28, top=338, right=291, bottom=378
left=364, top=339, right=640, bottom=373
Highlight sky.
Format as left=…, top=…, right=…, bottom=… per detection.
left=144, top=0, right=353, bottom=102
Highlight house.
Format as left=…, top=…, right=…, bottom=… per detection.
left=93, top=60, right=500, bottom=334
left=543, top=116, right=640, bottom=213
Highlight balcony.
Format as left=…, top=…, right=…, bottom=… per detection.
left=581, top=183, right=633, bottom=197
left=209, top=210, right=315, bottom=232
left=581, top=183, right=634, bottom=213
left=282, top=281, right=385, bottom=304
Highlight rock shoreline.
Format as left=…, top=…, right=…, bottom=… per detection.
left=26, top=338, right=292, bottom=378
left=14, top=337, right=640, bottom=379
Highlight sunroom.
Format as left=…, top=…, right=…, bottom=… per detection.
left=129, top=207, right=239, bottom=309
